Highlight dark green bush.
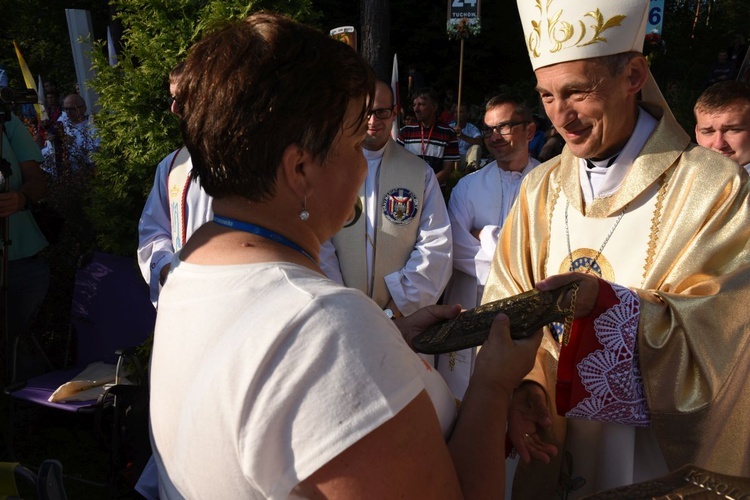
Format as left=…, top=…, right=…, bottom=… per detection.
left=88, top=0, right=316, bottom=256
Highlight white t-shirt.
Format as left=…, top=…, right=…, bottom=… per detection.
left=150, top=259, right=456, bottom=499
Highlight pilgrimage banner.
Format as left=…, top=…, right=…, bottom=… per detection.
left=447, top=0, right=481, bottom=38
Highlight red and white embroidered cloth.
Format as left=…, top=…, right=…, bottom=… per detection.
left=556, top=279, right=650, bottom=426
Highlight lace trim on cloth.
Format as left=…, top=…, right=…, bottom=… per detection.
left=565, top=283, right=650, bottom=426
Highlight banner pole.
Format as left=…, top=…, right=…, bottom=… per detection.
left=457, top=38, right=464, bottom=131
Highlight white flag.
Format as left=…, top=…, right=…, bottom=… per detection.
left=107, top=26, right=118, bottom=67
left=390, top=53, right=400, bottom=140
left=37, top=74, right=49, bottom=121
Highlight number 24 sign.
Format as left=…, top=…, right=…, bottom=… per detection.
left=449, top=0, right=480, bottom=19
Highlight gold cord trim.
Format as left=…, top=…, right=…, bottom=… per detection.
left=643, top=169, right=671, bottom=283
left=545, top=182, right=562, bottom=278
left=561, top=283, right=579, bottom=346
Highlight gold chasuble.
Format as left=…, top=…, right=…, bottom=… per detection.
left=332, top=139, right=425, bottom=308
left=483, top=104, right=750, bottom=497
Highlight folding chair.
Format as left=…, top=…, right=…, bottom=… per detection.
left=4, top=252, right=155, bottom=479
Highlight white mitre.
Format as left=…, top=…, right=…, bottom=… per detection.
left=517, top=0, right=648, bottom=69
left=516, top=0, right=666, bottom=107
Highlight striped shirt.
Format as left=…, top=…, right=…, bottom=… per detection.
left=398, top=122, right=459, bottom=179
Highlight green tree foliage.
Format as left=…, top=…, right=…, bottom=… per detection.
left=654, top=0, right=750, bottom=130
left=0, top=0, right=108, bottom=94
left=88, top=0, right=315, bottom=255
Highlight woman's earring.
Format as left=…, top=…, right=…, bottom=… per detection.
left=299, top=197, right=310, bottom=221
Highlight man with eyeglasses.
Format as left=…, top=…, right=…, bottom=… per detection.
left=321, top=80, right=451, bottom=343
left=437, top=95, right=539, bottom=399
left=138, top=61, right=213, bottom=309
left=43, top=93, right=100, bottom=172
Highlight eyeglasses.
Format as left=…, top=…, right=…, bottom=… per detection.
left=367, top=108, right=394, bottom=120
left=481, top=121, right=529, bottom=138
left=63, top=105, right=85, bottom=114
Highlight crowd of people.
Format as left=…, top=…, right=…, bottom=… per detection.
left=399, top=87, right=567, bottom=176
left=3, top=0, right=750, bottom=497
left=4, top=80, right=101, bottom=177
left=129, top=0, right=750, bottom=497
left=0, top=75, right=100, bottom=381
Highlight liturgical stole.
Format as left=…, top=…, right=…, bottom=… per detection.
left=166, top=147, right=193, bottom=251
left=332, top=142, right=425, bottom=308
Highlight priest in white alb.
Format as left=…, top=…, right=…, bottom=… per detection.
left=320, top=80, right=452, bottom=325
left=484, top=0, right=750, bottom=497
left=438, top=95, right=539, bottom=399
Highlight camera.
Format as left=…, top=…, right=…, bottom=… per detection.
left=1, top=86, right=38, bottom=125
left=0, top=86, right=38, bottom=107
left=1, top=87, right=38, bottom=187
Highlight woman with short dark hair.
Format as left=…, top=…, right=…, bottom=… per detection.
left=148, top=13, right=544, bottom=499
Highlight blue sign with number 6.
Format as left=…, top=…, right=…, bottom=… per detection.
left=647, top=0, right=664, bottom=35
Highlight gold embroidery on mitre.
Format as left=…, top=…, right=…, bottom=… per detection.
left=527, top=0, right=627, bottom=58
left=560, top=248, right=615, bottom=282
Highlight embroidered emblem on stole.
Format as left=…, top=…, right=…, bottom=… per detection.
left=382, top=188, right=419, bottom=225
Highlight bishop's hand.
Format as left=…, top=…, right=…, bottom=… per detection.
left=536, top=271, right=600, bottom=319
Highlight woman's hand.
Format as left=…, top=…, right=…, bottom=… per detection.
left=448, top=315, right=548, bottom=496
left=394, top=303, right=462, bottom=349
left=473, top=314, right=544, bottom=397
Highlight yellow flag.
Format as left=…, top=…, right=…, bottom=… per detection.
left=13, top=40, right=47, bottom=121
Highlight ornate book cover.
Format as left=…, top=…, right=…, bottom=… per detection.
left=412, top=283, right=576, bottom=354
left=584, top=465, right=750, bottom=499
